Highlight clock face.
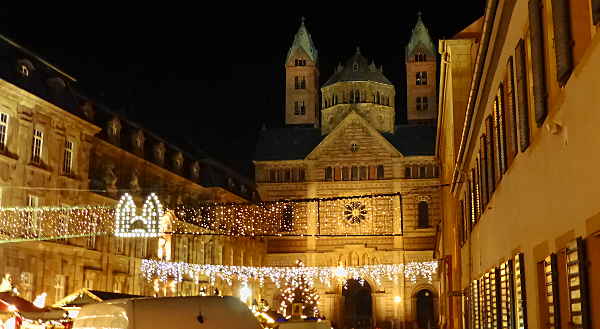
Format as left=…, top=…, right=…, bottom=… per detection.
left=344, top=201, right=367, bottom=224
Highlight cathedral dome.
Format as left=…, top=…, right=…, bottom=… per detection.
left=323, top=47, right=392, bottom=87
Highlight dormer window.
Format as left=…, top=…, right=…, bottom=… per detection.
left=17, top=59, right=35, bottom=78
left=353, top=63, right=359, bottom=72
left=173, top=152, right=183, bottom=170
left=20, top=64, right=29, bottom=77
left=191, top=162, right=200, bottom=179
left=132, top=130, right=144, bottom=150
left=108, top=118, right=121, bottom=141
left=154, top=142, right=165, bottom=164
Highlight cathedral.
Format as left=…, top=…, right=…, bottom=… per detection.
left=254, top=14, right=442, bottom=329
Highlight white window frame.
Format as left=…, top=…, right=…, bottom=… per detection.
left=54, top=275, right=66, bottom=301
left=63, top=139, right=74, bottom=175
left=31, top=129, right=43, bottom=165
left=113, top=279, right=122, bottom=293
left=84, top=278, right=94, bottom=290
left=87, top=233, right=96, bottom=250
left=27, top=195, right=40, bottom=234
left=0, top=113, right=8, bottom=151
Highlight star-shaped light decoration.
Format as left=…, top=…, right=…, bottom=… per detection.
left=344, top=201, right=367, bottom=224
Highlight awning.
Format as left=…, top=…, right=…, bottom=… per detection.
left=53, top=289, right=144, bottom=308
left=0, top=292, right=44, bottom=313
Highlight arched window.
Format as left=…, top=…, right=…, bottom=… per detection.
left=353, top=63, right=359, bottom=71
left=325, top=167, right=333, bottom=181
left=376, top=92, right=380, bottom=104
left=376, top=165, right=384, bottom=179
left=418, top=201, right=429, bottom=228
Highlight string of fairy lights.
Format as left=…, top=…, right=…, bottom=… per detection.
left=0, top=191, right=435, bottom=241
left=140, top=259, right=439, bottom=287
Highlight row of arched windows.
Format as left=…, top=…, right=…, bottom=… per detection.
left=324, top=165, right=384, bottom=181
left=405, top=164, right=439, bottom=179
left=268, top=167, right=306, bottom=183
left=322, top=91, right=391, bottom=108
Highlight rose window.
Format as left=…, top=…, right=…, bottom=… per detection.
left=344, top=201, right=367, bottom=224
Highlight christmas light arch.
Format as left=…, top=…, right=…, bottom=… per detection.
left=115, top=193, right=165, bottom=237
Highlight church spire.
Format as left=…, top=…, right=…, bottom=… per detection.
left=286, top=17, right=319, bottom=64
left=406, top=12, right=436, bottom=57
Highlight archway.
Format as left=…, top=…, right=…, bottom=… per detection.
left=415, top=289, right=434, bottom=329
left=342, top=279, right=372, bottom=329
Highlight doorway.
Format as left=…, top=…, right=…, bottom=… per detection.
left=342, top=279, right=373, bottom=329
left=415, top=289, right=434, bottom=329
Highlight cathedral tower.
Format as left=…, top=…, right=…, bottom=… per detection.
left=285, top=18, right=320, bottom=126
left=406, top=12, right=437, bottom=123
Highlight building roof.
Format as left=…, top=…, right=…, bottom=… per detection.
left=254, top=126, right=324, bottom=161
left=0, top=34, right=257, bottom=201
left=254, top=124, right=436, bottom=161
left=323, top=47, right=392, bottom=87
left=383, top=124, right=436, bottom=156
left=53, top=288, right=144, bottom=307
left=406, top=12, right=436, bottom=57
left=286, top=18, right=318, bottom=63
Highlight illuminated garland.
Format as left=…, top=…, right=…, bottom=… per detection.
left=0, top=193, right=407, bottom=241
left=0, top=206, right=114, bottom=242
left=140, top=259, right=439, bottom=287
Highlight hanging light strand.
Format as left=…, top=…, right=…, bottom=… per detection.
left=140, top=259, right=439, bottom=286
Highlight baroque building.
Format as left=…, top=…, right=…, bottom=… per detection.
left=254, top=16, right=441, bottom=329
left=436, top=2, right=600, bottom=329
left=0, top=34, right=265, bottom=305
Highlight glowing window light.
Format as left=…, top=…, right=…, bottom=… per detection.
left=239, top=283, right=251, bottom=304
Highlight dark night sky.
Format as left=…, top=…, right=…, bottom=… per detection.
left=0, top=4, right=484, bottom=177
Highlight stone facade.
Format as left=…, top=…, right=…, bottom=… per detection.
left=285, top=21, right=320, bottom=127
left=0, top=36, right=265, bottom=305
left=437, top=2, right=600, bottom=329
left=254, top=17, right=441, bottom=329
left=406, top=14, right=438, bottom=124
left=321, top=81, right=396, bottom=134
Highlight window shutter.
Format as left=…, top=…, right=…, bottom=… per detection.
left=551, top=0, right=574, bottom=85
left=543, top=254, right=561, bottom=329
left=485, top=116, right=496, bottom=196
left=494, top=268, right=503, bottom=329
left=565, top=238, right=590, bottom=329
left=496, top=85, right=508, bottom=174
left=479, top=143, right=488, bottom=209
left=593, top=0, right=600, bottom=24
left=514, top=253, right=529, bottom=329
left=475, top=159, right=482, bottom=216
left=529, top=0, right=548, bottom=126
left=515, top=40, right=531, bottom=152
left=472, top=280, right=481, bottom=329
left=506, top=57, right=519, bottom=162
left=466, top=179, right=473, bottom=228
left=471, top=168, right=479, bottom=222
left=459, top=200, right=466, bottom=245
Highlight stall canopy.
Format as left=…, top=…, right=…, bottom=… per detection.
left=53, top=289, right=144, bottom=307
left=0, top=292, right=45, bottom=313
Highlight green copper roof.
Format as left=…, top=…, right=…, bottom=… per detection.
left=323, top=47, right=393, bottom=86
left=286, top=17, right=318, bottom=63
left=406, top=12, right=436, bottom=57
